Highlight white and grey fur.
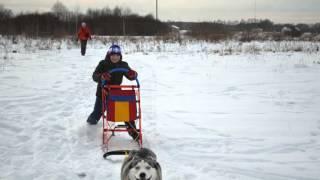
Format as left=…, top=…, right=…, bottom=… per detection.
left=121, top=148, right=162, bottom=180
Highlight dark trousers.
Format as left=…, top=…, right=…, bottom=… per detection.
left=80, top=40, right=87, bottom=56
left=87, top=96, right=137, bottom=130
left=87, top=96, right=102, bottom=123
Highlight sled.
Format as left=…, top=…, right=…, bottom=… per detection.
left=101, top=68, right=142, bottom=153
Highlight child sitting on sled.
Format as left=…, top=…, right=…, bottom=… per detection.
left=87, top=44, right=139, bottom=140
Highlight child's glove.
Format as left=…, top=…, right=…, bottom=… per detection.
left=101, top=72, right=111, bottom=82
left=127, top=70, right=137, bottom=80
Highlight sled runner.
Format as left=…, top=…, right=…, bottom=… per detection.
left=101, top=68, right=142, bottom=152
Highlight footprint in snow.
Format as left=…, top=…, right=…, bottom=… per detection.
left=310, top=131, right=318, bottom=136
left=77, top=172, right=86, bottom=178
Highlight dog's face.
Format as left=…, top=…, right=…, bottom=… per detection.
left=128, top=160, right=158, bottom=180
left=122, top=148, right=162, bottom=180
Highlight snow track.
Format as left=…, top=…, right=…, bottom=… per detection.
left=1, top=45, right=320, bottom=179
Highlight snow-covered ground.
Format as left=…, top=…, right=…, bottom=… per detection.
left=1, top=39, right=320, bottom=180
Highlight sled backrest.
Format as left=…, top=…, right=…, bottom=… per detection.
left=107, top=89, right=137, bottom=122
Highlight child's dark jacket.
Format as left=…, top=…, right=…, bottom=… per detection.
left=92, top=59, right=134, bottom=97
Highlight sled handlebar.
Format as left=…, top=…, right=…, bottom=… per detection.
left=103, top=150, right=131, bottom=159
left=108, top=68, right=129, bottom=74
left=102, top=68, right=140, bottom=87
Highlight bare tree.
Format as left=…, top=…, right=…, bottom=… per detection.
left=51, top=1, right=69, bottom=21
left=113, top=6, right=122, bottom=17
left=0, top=5, right=13, bottom=35
left=101, top=6, right=112, bottom=16
left=0, top=4, right=13, bottom=20
left=122, top=7, right=132, bottom=16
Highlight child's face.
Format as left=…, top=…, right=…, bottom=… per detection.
left=110, top=54, right=121, bottom=63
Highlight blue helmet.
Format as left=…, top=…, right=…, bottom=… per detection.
left=107, top=44, right=122, bottom=56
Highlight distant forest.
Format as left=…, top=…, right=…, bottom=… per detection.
left=1, top=2, right=320, bottom=40
left=170, top=20, right=320, bottom=41
left=0, top=2, right=169, bottom=37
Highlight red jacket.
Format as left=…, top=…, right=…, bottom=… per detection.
left=78, top=27, right=91, bottom=40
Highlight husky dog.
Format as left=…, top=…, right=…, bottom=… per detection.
left=121, top=148, right=162, bottom=180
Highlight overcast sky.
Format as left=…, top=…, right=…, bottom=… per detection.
left=1, top=0, right=320, bottom=23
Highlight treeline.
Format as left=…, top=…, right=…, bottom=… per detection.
left=170, top=19, right=320, bottom=40
left=0, top=3, right=169, bottom=37
left=1, top=3, right=320, bottom=40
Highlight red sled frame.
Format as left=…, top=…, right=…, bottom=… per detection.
left=101, top=68, right=142, bottom=151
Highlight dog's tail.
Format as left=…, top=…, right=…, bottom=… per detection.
left=103, top=150, right=131, bottom=159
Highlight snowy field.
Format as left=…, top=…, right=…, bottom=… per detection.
left=1, top=39, right=320, bottom=180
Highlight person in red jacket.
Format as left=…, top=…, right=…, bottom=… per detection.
left=77, top=22, right=92, bottom=56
